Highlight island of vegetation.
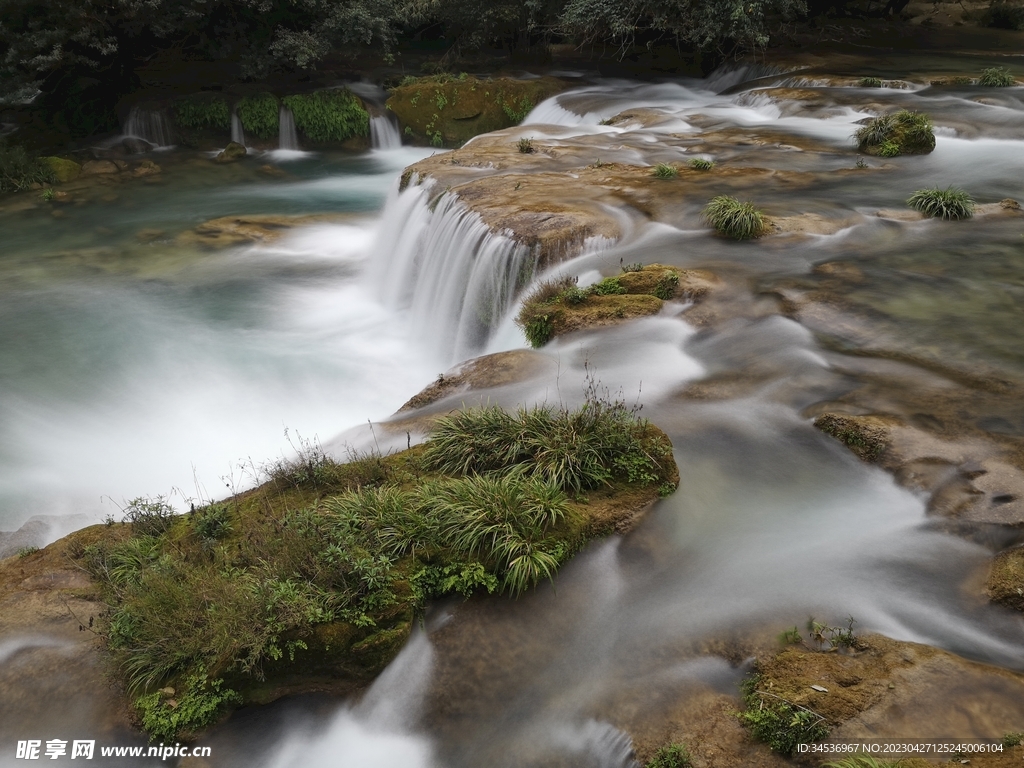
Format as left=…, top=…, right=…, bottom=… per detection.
left=44, top=397, right=677, bottom=741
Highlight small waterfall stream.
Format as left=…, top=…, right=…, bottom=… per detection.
left=231, top=110, right=246, bottom=146
left=279, top=105, right=300, bottom=150
left=122, top=105, right=174, bottom=147
left=370, top=113, right=403, bottom=150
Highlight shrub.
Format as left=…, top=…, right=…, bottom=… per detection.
left=689, top=157, right=715, bottom=171
left=236, top=93, right=279, bottom=139
left=854, top=110, right=935, bottom=156
left=702, top=195, right=768, bottom=240
left=859, top=77, right=883, bottom=88
left=524, top=314, right=556, bottom=347
left=122, top=497, right=176, bottom=537
left=984, top=0, right=1024, bottom=29
left=1002, top=732, right=1023, bottom=747
left=621, top=262, right=644, bottom=272
left=561, top=285, right=590, bottom=305
left=906, top=186, right=975, bottom=220
left=17, top=546, right=39, bottom=558
left=646, top=743, right=692, bottom=768
left=191, top=504, right=231, bottom=541
left=653, top=162, right=678, bottom=179
left=518, top=137, right=535, bottom=153
left=740, top=676, right=829, bottom=755
left=979, top=66, right=1016, bottom=87
left=281, top=90, right=369, bottom=143
left=173, top=95, right=230, bottom=131
left=0, top=144, right=57, bottom=193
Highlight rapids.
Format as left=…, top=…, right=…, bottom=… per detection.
left=1, top=54, right=1023, bottom=766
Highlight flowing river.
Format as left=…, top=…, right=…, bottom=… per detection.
left=1, top=53, right=1023, bottom=766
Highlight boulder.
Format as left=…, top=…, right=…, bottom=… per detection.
left=80, top=160, right=120, bottom=176
left=121, top=137, right=152, bottom=154
left=214, top=142, right=247, bottom=163
left=41, top=156, right=81, bottom=182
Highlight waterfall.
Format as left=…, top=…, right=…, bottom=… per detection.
left=123, top=105, right=174, bottom=146
left=231, top=111, right=246, bottom=146
left=279, top=106, right=300, bottom=150
left=367, top=181, right=538, bottom=365
left=370, top=114, right=402, bottom=150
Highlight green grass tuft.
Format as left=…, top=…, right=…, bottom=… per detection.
left=906, top=186, right=975, bottom=220
left=653, top=162, right=678, bottom=179
left=702, top=195, right=768, bottom=240
left=646, top=743, right=692, bottom=768
left=854, top=110, right=934, bottom=156
left=688, top=157, right=715, bottom=171
left=859, top=77, right=883, bottom=88
left=517, top=137, right=534, bottom=153
left=979, top=66, right=1016, bottom=87
left=0, top=144, right=57, bottom=193
left=740, top=675, right=829, bottom=755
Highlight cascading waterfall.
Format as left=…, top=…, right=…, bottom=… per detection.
left=370, top=113, right=403, bottom=150
left=123, top=105, right=174, bottom=146
left=231, top=110, right=246, bottom=146
left=367, top=181, right=538, bottom=365
left=279, top=105, right=300, bottom=150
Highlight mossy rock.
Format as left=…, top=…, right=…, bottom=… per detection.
left=814, top=413, right=890, bottom=461
left=214, top=141, right=247, bottom=163
left=386, top=75, right=569, bottom=147
left=988, top=547, right=1024, bottom=612
left=41, top=156, right=81, bottom=182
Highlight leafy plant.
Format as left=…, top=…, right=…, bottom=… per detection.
left=854, top=110, right=934, bottom=156
left=560, top=285, right=590, bottom=305
left=984, top=0, right=1024, bottom=29
left=122, top=497, right=176, bottom=537
left=907, top=186, right=975, bottom=220
left=859, top=77, right=883, bottom=87
left=135, top=674, right=240, bottom=743
left=621, top=262, right=644, bottom=273
left=688, top=157, right=715, bottom=171
left=236, top=93, right=279, bottom=139
left=192, top=504, right=231, bottom=542
left=498, top=93, right=535, bottom=123
left=702, top=195, right=768, bottom=240
left=740, top=676, right=829, bottom=755
left=591, top=276, right=627, bottom=295
left=1003, top=732, right=1024, bottom=747
left=653, top=162, right=678, bottom=178
left=646, top=743, right=692, bottom=768
left=806, top=616, right=858, bottom=650
left=979, top=66, right=1016, bottom=87
left=40, top=187, right=55, bottom=201
left=281, top=90, right=369, bottom=143
left=17, top=546, right=39, bottom=558
left=518, top=137, right=535, bottom=153
left=173, top=95, right=230, bottom=131
left=652, top=271, right=679, bottom=300
left=524, top=314, right=555, bottom=347
left=779, top=626, right=802, bottom=644
left=0, top=144, right=57, bottom=193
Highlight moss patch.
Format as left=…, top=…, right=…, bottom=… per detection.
left=988, top=547, right=1024, bottom=612
left=814, top=413, right=890, bottom=461
left=72, top=402, right=676, bottom=740
left=516, top=264, right=712, bottom=348
left=42, top=156, right=81, bottom=182
left=386, top=75, right=568, bottom=147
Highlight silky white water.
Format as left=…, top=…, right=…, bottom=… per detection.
left=2, top=57, right=1024, bottom=768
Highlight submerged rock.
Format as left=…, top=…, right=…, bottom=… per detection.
left=80, top=159, right=120, bottom=176
left=178, top=213, right=349, bottom=248
left=214, top=141, right=246, bottom=163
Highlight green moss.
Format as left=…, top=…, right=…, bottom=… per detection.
left=854, top=110, right=935, bottom=156
left=281, top=90, right=369, bottom=144
left=236, top=93, right=279, bottom=140
left=41, top=156, right=81, bottom=182
left=172, top=95, right=230, bottom=131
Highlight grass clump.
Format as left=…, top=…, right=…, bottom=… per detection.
left=281, top=90, right=369, bottom=143
left=1004, top=732, right=1024, bottom=747
left=173, top=95, right=230, bottom=131
left=906, top=186, right=975, bottom=220
left=0, top=144, right=57, bottom=193
left=653, top=162, right=678, bottom=179
left=236, top=93, right=279, bottom=139
left=859, top=77, right=883, bottom=88
left=702, top=195, right=768, bottom=240
left=984, top=0, right=1024, bottom=29
left=645, top=743, right=692, bottom=768
left=854, top=110, right=935, bottom=156
left=76, top=400, right=675, bottom=741
left=517, top=137, right=534, bottom=153
left=740, top=674, right=829, bottom=755
left=591, top=276, right=627, bottom=295
left=979, top=66, right=1016, bottom=87
left=823, top=757, right=905, bottom=768
left=689, top=157, right=715, bottom=171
